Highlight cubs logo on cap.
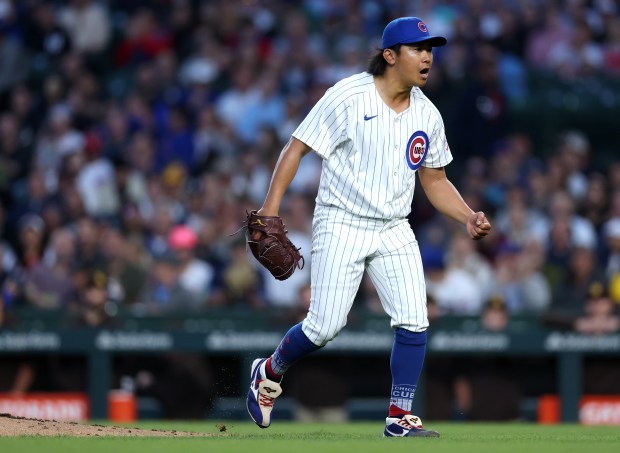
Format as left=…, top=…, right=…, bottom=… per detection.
left=382, top=17, right=447, bottom=48
left=405, top=131, right=429, bottom=170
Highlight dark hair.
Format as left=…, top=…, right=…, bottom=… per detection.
left=366, top=45, right=401, bottom=76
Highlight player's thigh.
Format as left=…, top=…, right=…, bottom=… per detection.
left=304, top=210, right=374, bottom=344
left=366, top=239, right=428, bottom=331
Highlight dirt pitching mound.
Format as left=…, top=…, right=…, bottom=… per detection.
left=0, top=413, right=219, bottom=437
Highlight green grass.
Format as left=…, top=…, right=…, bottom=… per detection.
left=1, top=421, right=620, bottom=453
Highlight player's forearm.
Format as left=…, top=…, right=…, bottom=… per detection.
left=260, top=138, right=311, bottom=215
left=422, top=177, right=474, bottom=225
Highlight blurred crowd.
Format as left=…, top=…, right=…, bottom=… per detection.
left=0, top=0, right=619, bottom=335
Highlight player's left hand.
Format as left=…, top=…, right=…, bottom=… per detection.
left=466, top=211, right=492, bottom=240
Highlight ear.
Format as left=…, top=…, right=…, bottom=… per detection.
left=383, top=48, right=396, bottom=65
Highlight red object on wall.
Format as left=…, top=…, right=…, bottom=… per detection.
left=538, top=394, right=620, bottom=425
left=579, top=396, right=620, bottom=425
left=0, top=393, right=89, bottom=421
left=538, top=394, right=561, bottom=424
left=107, top=390, right=137, bottom=422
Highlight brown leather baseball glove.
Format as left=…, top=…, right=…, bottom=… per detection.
left=244, top=210, right=304, bottom=281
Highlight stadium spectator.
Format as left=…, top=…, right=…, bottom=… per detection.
left=602, top=217, right=620, bottom=304
left=57, top=0, right=111, bottom=56
left=480, top=294, right=510, bottom=332
left=525, top=5, right=572, bottom=69
left=230, top=147, right=271, bottom=207
left=73, top=216, right=106, bottom=271
left=0, top=7, right=30, bottom=97
left=75, top=133, right=121, bottom=218
left=167, top=224, right=213, bottom=306
left=545, top=278, right=619, bottom=334
left=579, top=172, right=610, bottom=232
left=15, top=213, right=47, bottom=271
left=144, top=202, right=176, bottom=257
left=493, top=239, right=551, bottom=314
left=424, top=245, right=485, bottom=315
left=574, top=281, right=619, bottom=335
left=235, top=71, right=286, bottom=144
left=443, top=233, right=495, bottom=304
left=545, top=246, right=608, bottom=324
left=114, top=8, right=171, bottom=66
left=155, top=108, right=194, bottom=173
left=0, top=113, right=33, bottom=205
left=608, top=187, right=620, bottom=223
left=556, top=130, right=592, bottom=203
left=135, top=250, right=201, bottom=315
left=74, top=268, right=116, bottom=327
left=25, top=2, right=72, bottom=65
left=547, top=19, right=604, bottom=80
left=0, top=234, right=16, bottom=286
left=58, top=184, right=86, bottom=227
left=451, top=43, right=510, bottom=159
left=215, top=65, right=261, bottom=134
left=538, top=190, right=598, bottom=250
left=543, top=217, right=574, bottom=291
left=99, top=226, right=148, bottom=306
left=24, top=228, right=75, bottom=310
left=34, top=103, right=85, bottom=192
left=526, top=163, right=551, bottom=213
left=494, top=191, right=546, bottom=250
left=603, top=17, right=620, bottom=75
left=192, top=106, right=235, bottom=173
left=222, top=238, right=261, bottom=308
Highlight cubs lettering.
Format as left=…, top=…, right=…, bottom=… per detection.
left=391, top=384, right=417, bottom=399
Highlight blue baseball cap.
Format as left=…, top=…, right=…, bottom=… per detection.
left=382, top=17, right=447, bottom=49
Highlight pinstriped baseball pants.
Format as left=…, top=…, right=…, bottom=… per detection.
left=302, top=206, right=429, bottom=346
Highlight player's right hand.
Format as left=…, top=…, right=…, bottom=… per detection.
left=467, top=211, right=492, bottom=240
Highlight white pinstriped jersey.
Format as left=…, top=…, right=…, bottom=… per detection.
left=293, top=72, right=453, bottom=219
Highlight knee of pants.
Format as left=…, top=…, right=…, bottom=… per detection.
left=302, top=316, right=346, bottom=347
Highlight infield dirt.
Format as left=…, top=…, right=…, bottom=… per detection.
left=0, top=413, right=215, bottom=437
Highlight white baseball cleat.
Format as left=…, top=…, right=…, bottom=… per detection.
left=246, top=358, right=282, bottom=428
left=383, top=414, right=440, bottom=437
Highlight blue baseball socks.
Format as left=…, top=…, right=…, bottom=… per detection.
left=389, top=328, right=427, bottom=417
left=263, top=324, right=426, bottom=418
left=265, top=322, right=321, bottom=381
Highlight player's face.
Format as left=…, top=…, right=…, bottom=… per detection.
left=397, top=43, right=434, bottom=87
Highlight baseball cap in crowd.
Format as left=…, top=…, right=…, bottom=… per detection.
left=18, top=213, right=46, bottom=235
left=168, top=225, right=198, bottom=250
left=587, top=280, right=608, bottom=299
left=86, top=269, right=108, bottom=290
left=382, top=17, right=447, bottom=49
left=485, top=294, right=508, bottom=312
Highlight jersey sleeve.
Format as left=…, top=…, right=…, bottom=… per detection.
left=292, top=87, right=348, bottom=159
left=423, top=115, right=453, bottom=168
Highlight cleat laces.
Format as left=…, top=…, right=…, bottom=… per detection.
left=397, top=419, right=413, bottom=429
left=258, top=393, right=275, bottom=407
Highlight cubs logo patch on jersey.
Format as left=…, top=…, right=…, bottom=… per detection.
left=405, top=131, right=429, bottom=170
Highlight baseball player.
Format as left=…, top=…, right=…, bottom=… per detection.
left=246, top=16, right=492, bottom=437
